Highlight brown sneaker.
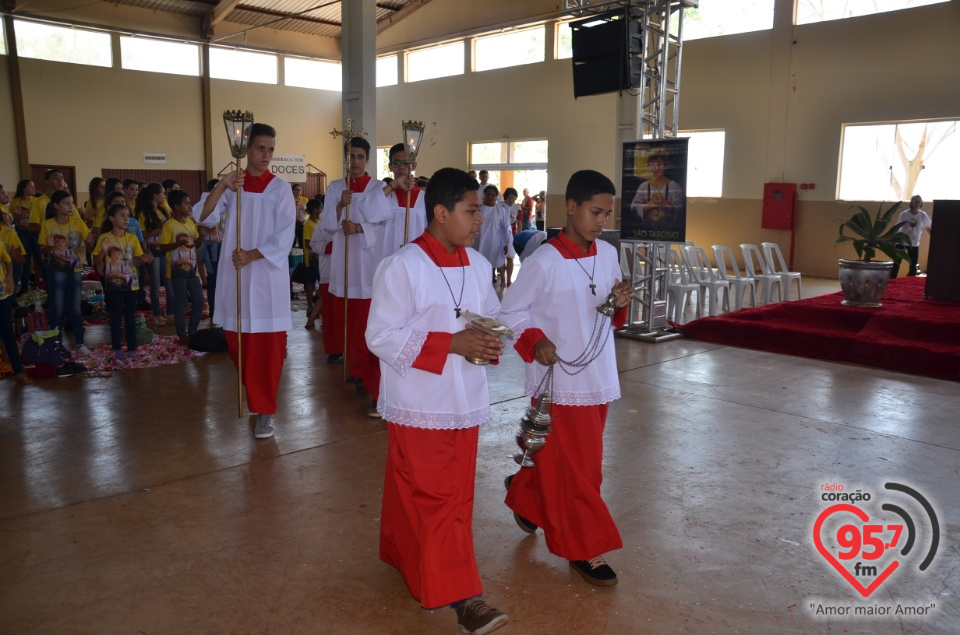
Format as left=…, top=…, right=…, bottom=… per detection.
left=455, top=597, right=508, bottom=635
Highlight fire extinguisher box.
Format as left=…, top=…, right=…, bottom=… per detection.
left=762, top=183, right=797, bottom=230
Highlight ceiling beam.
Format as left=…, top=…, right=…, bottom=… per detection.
left=203, top=0, right=244, bottom=37
left=231, top=5, right=341, bottom=28
left=376, top=0, right=434, bottom=34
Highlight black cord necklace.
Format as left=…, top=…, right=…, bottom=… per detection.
left=423, top=240, right=466, bottom=317
left=555, top=234, right=598, bottom=295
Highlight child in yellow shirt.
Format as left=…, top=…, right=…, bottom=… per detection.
left=93, top=203, right=154, bottom=362
left=38, top=191, right=95, bottom=355
left=160, top=190, right=203, bottom=346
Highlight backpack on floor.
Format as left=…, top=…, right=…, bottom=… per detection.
left=189, top=327, right=228, bottom=353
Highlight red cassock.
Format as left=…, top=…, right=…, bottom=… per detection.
left=366, top=231, right=502, bottom=608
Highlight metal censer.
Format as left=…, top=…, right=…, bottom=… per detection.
left=514, top=390, right=553, bottom=468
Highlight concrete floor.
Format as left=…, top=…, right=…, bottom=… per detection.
left=1, top=277, right=958, bottom=634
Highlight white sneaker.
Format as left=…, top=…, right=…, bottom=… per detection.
left=76, top=345, right=93, bottom=356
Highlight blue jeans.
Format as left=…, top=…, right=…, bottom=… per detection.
left=146, top=252, right=173, bottom=317
left=171, top=276, right=203, bottom=337
left=18, top=230, right=42, bottom=290
left=47, top=269, right=84, bottom=346
left=198, top=241, right=221, bottom=320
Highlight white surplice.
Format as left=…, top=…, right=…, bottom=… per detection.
left=199, top=176, right=296, bottom=332
left=366, top=241, right=500, bottom=429
left=321, top=176, right=391, bottom=299
left=474, top=203, right=511, bottom=269
left=498, top=238, right=622, bottom=405
left=379, top=189, right=426, bottom=263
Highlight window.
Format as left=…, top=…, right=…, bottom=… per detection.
left=556, top=22, right=572, bottom=60
left=407, top=41, right=463, bottom=83
left=285, top=57, right=341, bottom=91
left=678, top=130, right=725, bottom=197
left=470, top=140, right=548, bottom=169
left=14, top=20, right=112, bottom=67
left=475, top=26, right=544, bottom=72
left=470, top=139, right=549, bottom=198
left=120, top=36, right=199, bottom=76
left=838, top=120, right=959, bottom=201
left=209, top=47, right=277, bottom=84
left=676, top=0, right=774, bottom=40
left=1, top=20, right=6, bottom=55
left=377, top=55, right=398, bottom=87
left=796, top=0, right=947, bottom=25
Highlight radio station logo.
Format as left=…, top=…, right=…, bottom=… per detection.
left=809, top=481, right=941, bottom=618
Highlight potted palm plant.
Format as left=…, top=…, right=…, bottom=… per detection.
left=834, top=201, right=910, bottom=307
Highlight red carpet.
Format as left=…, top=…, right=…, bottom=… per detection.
left=674, top=277, right=960, bottom=381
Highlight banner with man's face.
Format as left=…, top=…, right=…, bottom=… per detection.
left=620, top=139, right=689, bottom=242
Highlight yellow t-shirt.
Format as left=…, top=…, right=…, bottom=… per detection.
left=94, top=231, right=144, bottom=292
left=28, top=194, right=82, bottom=225
left=85, top=199, right=106, bottom=231
left=139, top=208, right=168, bottom=249
left=161, top=217, right=200, bottom=279
left=38, top=216, right=90, bottom=273
left=302, top=216, right=319, bottom=266
left=0, top=242, right=12, bottom=301
left=0, top=226, right=25, bottom=258
left=9, top=196, right=36, bottom=230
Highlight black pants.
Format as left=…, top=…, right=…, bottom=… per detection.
left=893, top=245, right=919, bottom=278
left=107, top=289, right=138, bottom=352
left=0, top=295, right=24, bottom=374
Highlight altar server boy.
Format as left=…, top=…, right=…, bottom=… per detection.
left=499, top=170, right=634, bottom=587
left=366, top=168, right=509, bottom=635
left=198, top=123, right=296, bottom=440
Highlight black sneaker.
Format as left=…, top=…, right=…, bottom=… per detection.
left=455, top=597, right=508, bottom=635
left=326, top=354, right=344, bottom=364
left=569, top=556, right=618, bottom=587
left=504, top=475, right=538, bottom=534
left=56, top=362, right=86, bottom=378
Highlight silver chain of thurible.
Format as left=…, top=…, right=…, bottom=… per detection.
left=554, top=311, right=614, bottom=377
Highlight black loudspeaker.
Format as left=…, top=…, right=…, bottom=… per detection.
left=571, top=9, right=643, bottom=98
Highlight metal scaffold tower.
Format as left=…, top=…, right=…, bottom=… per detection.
left=565, top=0, right=696, bottom=342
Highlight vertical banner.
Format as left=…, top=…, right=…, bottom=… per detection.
left=620, top=138, right=689, bottom=242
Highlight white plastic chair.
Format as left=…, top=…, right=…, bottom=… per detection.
left=682, top=245, right=730, bottom=316
left=761, top=242, right=802, bottom=301
left=666, top=248, right=701, bottom=322
left=711, top=245, right=756, bottom=310
left=740, top=244, right=783, bottom=305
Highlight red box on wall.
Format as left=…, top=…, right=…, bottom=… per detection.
left=762, top=183, right=797, bottom=230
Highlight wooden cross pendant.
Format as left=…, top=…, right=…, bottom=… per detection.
left=589, top=283, right=597, bottom=296
left=455, top=308, right=462, bottom=318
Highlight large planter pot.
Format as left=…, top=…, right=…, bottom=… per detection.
left=838, top=259, right=894, bottom=307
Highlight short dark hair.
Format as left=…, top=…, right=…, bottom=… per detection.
left=207, top=179, right=219, bottom=191
left=123, top=179, right=139, bottom=189
left=249, top=123, right=276, bottom=141
left=347, top=136, right=371, bottom=159
left=565, top=170, right=616, bottom=205
left=389, top=142, right=405, bottom=161
left=483, top=184, right=499, bottom=196
left=425, top=168, right=479, bottom=223
left=504, top=187, right=518, bottom=199
left=647, top=152, right=668, bottom=166
left=306, top=199, right=322, bottom=213
left=479, top=170, right=489, bottom=178
left=161, top=179, right=180, bottom=190
left=44, top=169, right=63, bottom=180
left=167, top=189, right=189, bottom=209
left=104, top=191, right=125, bottom=207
